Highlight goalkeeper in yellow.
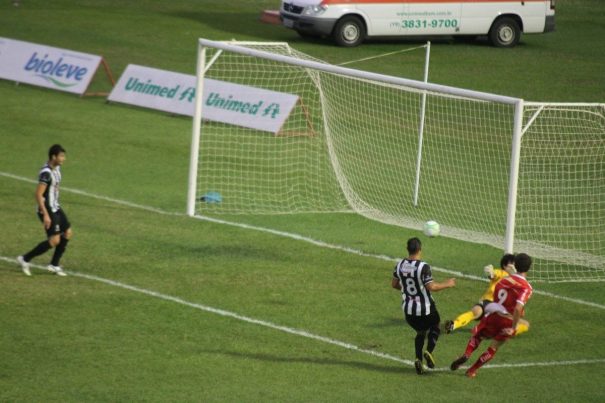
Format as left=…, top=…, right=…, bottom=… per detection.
left=444, top=253, right=529, bottom=335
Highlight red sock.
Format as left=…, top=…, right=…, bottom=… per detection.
left=464, top=335, right=482, bottom=357
left=469, top=347, right=497, bottom=372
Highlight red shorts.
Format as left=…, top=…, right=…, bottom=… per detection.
left=472, top=312, right=514, bottom=341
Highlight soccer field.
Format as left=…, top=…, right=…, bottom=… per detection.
left=1, top=1, right=604, bottom=401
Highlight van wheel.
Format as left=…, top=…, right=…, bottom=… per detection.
left=489, top=17, right=521, bottom=48
left=333, top=16, right=365, bottom=47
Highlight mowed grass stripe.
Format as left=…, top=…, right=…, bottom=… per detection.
left=3, top=255, right=604, bottom=372
left=3, top=170, right=605, bottom=313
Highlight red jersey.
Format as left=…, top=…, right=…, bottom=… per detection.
left=493, top=274, right=533, bottom=314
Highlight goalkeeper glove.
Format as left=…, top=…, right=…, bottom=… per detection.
left=483, top=264, right=495, bottom=279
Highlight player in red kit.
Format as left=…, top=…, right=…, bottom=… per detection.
left=450, top=253, right=533, bottom=378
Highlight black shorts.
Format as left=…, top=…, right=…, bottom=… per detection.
left=38, top=209, right=71, bottom=237
left=405, top=309, right=441, bottom=333
left=473, top=300, right=492, bottom=320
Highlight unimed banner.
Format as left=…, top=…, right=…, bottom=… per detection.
left=108, top=64, right=299, bottom=134
left=0, top=37, right=102, bottom=94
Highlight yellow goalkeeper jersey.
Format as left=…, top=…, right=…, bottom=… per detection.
left=480, top=268, right=510, bottom=302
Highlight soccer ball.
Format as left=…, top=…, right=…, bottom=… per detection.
left=423, top=220, right=440, bottom=237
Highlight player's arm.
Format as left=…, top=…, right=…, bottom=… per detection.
left=35, top=182, right=51, bottom=229
left=504, top=263, right=517, bottom=274
left=426, top=278, right=456, bottom=292
left=391, top=277, right=401, bottom=290
left=511, top=301, right=524, bottom=329
left=483, top=264, right=495, bottom=279
left=422, top=264, right=455, bottom=292
left=503, top=302, right=524, bottom=336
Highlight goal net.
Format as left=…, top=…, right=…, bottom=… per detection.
left=516, top=103, right=605, bottom=281
left=188, top=39, right=604, bottom=282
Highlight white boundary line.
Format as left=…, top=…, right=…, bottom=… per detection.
left=1, top=256, right=413, bottom=366
left=2, top=256, right=604, bottom=372
left=2, top=170, right=605, bottom=312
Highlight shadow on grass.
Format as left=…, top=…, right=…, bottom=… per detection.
left=367, top=317, right=403, bottom=329
left=204, top=349, right=414, bottom=375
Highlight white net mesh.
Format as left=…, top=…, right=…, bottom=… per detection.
left=196, top=43, right=349, bottom=214
left=516, top=104, right=605, bottom=281
left=193, top=42, right=604, bottom=282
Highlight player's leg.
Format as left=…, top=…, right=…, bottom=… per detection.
left=49, top=210, right=71, bottom=276
left=405, top=314, right=427, bottom=361
left=464, top=313, right=512, bottom=377
left=414, top=330, right=426, bottom=362
left=424, top=324, right=440, bottom=369
left=423, top=311, right=440, bottom=369
left=516, top=318, right=529, bottom=335
left=426, top=324, right=440, bottom=354
left=414, top=330, right=427, bottom=374
left=450, top=334, right=482, bottom=370
left=465, top=339, right=506, bottom=378
left=448, top=304, right=483, bottom=333
left=406, top=314, right=428, bottom=374
left=22, top=237, right=54, bottom=259
left=47, top=233, right=61, bottom=247
left=18, top=212, right=56, bottom=275
left=50, top=229, right=71, bottom=267
left=451, top=319, right=488, bottom=370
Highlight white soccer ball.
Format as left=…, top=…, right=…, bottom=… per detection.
left=423, top=220, right=440, bottom=237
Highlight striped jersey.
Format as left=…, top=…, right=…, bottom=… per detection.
left=38, top=163, right=62, bottom=213
left=393, top=259, right=435, bottom=316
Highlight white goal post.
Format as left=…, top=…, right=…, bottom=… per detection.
left=188, top=38, right=604, bottom=282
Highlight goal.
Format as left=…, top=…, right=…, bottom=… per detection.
left=187, top=39, right=604, bottom=282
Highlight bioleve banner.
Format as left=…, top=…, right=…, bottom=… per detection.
left=108, top=64, right=299, bottom=134
left=0, top=37, right=102, bottom=94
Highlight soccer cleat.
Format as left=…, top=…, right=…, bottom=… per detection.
left=423, top=351, right=436, bottom=369
left=18, top=256, right=31, bottom=276
left=465, top=368, right=477, bottom=378
left=450, top=355, right=469, bottom=371
left=414, top=359, right=425, bottom=375
left=444, top=320, right=454, bottom=334
left=48, top=265, right=67, bottom=276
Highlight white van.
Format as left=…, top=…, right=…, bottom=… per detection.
left=280, top=0, right=555, bottom=47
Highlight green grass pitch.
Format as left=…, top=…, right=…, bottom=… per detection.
left=1, top=1, right=604, bottom=401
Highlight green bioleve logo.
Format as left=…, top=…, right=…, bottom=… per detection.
left=25, top=52, right=88, bottom=88
left=34, top=74, right=77, bottom=88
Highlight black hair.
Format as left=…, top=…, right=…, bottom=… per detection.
left=48, top=144, right=66, bottom=160
left=407, top=237, right=422, bottom=255
left=500, top=253, right=515, bottom=269
left=514, top=253, right=532, bottom=273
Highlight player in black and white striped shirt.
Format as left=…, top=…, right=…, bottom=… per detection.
left=17, top=145, right=72, bottom=276
left=392, top=237, right=455, bottom=374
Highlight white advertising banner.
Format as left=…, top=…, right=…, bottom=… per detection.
left=0, top=37, right=102, bottom=94
left=108, top=64, right=299, bottom=134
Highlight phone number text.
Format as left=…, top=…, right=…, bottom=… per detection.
left=397, top=19, right=459, bottom=29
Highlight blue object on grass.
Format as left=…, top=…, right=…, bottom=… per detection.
left=200, top=191, right=222, bottom=203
